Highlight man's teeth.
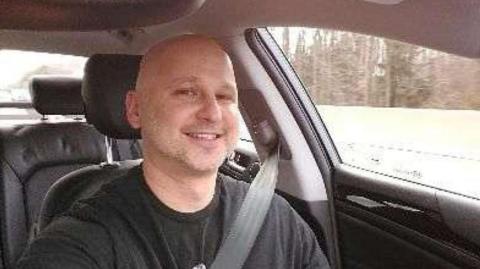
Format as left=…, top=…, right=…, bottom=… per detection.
left=188, top=133, right=219, bottom=140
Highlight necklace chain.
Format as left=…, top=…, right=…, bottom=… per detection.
left=162, top=216, right=211, bottom=269
left=194, top=217, right=210, bottom=269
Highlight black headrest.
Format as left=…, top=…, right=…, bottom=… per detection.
left=82, top=54, right=142, bottom=139
left=29, top=76, right=84, bottom=115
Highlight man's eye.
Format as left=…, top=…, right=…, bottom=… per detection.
left=175, top=89, right=197, bottom=98
left=217, top=94, right=234, bottom=102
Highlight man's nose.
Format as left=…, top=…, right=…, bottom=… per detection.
left=197, top=95, right=222, bottom=122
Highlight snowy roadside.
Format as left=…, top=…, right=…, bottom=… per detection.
left=317, top=105, right=480, bottom=198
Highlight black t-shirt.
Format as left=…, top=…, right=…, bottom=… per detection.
left=17, top=165, right=330, bottom=269
left=144, top=175, right=223, bottom=269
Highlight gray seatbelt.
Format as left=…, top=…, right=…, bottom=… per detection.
left=209, top=144, right=280, bottom=269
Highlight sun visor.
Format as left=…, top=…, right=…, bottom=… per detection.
left=0, top=0, right=206, bottom=31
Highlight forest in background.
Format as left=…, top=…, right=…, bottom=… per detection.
left=271, top=27, right=480, bottom=110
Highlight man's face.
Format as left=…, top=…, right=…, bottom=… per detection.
left=127, top=40, right=239, bottom=174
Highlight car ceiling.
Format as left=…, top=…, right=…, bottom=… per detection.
left=1, top=0, right=480, bottom=58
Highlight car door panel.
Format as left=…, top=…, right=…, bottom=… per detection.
left=436, top=192, right=480, bottom=245
left=335, top=165, right=480, bottom=269
left=337, top=211, right=461, bottom=269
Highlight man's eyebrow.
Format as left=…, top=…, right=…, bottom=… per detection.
left=168, top=76, right=199, bottom=85
left=220, top=83, right=237, bottom=93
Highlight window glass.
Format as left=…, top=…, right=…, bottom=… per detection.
left=0, top=50, right=86, bottom=119
left=268, top=27, right=480, bottom=198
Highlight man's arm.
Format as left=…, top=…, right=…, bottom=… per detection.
left=301, top=222, right=331, bottom=269
left=271, top=193, right=331, bottom=269
left=278, top=195, right=330, bottom=269
left=17, top=216, right=114, bottom=269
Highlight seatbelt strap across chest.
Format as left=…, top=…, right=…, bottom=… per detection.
left=209, top=144, right=280, bottom=269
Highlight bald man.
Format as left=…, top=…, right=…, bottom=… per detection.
left=18, top=35, right=330, bottom=269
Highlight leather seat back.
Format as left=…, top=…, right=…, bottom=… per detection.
left=0, top=76, right=105, bottom=269
left=0, top=75, right=142, bottom=269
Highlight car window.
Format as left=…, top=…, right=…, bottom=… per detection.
left=0, top=49, right=87, bottom=121
left=268, top=27, right=480, bottom=199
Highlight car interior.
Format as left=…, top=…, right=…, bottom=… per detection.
left=1, top=0, right=480, bottom=269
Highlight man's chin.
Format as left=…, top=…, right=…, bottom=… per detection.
left=184, top=156, right=225, bottom=175
left=190, top=162, right=222, bottom=174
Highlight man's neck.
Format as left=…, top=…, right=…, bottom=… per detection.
left=142, top=158, right=217, bottom=213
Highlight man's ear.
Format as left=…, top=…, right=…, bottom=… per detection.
left=125, top=90, right=141, bottom=129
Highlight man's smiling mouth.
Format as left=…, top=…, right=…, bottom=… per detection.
left=186, top=132, right=222, bottom=140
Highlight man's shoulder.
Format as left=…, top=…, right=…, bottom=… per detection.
left=18, top=215, right=114, bottom=269
left=220, top=174, right=329, bottom=268
left=218, top=173, right=298, bottom=217
left=219, top=173, right=250, bottom=195
left=62, top=168, right=143, bottom=224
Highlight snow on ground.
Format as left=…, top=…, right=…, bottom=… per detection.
left=317, top=105, right=480, bottom=198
